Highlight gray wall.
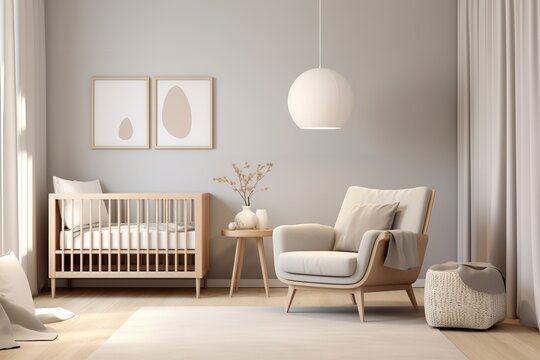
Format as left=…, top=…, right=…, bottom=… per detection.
left=45, top=0, right=457, bottom=282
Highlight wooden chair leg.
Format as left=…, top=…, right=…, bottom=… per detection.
left=353, top=290, right=365, bottom=322
left=284, top=285, right=296, bottom=313
left=351, top=293, right=356, bottom=304
left=406, top=285, right=418, bottom=310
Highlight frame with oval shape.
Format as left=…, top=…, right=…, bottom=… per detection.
left=91, top=76, right=150, bottom=149
left=153, top=77, right=213, bottom=149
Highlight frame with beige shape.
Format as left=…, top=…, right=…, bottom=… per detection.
left=91, top=77, right=150, bottom=149
left=153, top=77, right=213, bottom=149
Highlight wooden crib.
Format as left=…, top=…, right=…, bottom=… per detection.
left=48, top=193, right=209, bottom=298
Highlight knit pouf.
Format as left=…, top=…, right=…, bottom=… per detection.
left=424, top=264, right=506, bottom=330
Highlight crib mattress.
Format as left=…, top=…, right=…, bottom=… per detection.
left=61, top=223, right=197, bottom=250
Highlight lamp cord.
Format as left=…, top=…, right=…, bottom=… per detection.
left=318, top=0, right=322, bottom=68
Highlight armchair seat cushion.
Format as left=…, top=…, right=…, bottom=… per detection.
left=279, top=251, right=357, bottom=277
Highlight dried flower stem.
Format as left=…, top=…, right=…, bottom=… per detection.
left=213, top=162, right=273, bottom=206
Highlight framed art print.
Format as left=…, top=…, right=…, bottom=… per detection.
left=91, top=77, right=149, bottom=149
left=153, top=77, right=213, bottom=149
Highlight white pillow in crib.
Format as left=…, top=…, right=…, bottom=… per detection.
left=0, top=252, right=34, bottom=313
left=53, top=176, right=109, bottom=229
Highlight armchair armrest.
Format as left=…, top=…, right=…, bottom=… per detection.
left=273, top=224, right=335, bottom=281
left=273, top=224, right=335, bottom=256
left=356, top=230, right=387, bottom=280
left=358, top=231, right=429, bottom=287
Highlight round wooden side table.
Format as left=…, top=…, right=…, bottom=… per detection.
left=221, top=228, right=273, bottom=297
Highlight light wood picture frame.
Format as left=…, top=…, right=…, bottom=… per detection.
left=153, top=77, right=213, bottom=149
left=91, top=77, right=150, bottom=149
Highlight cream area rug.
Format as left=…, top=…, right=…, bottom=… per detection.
left=89, top=306, right=467, bottom=360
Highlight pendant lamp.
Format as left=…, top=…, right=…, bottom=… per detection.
left=288, top=0, right=353, bottom=129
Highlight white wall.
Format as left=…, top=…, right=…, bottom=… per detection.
left=45, top=0, right=457, bottom=281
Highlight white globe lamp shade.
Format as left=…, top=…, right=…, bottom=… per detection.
left=288, top=68, right=353, bottom=129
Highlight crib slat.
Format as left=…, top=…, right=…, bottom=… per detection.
left=183, top=200, right=188, bottom=272
left=165, top=200, right=169, bottom=272
left=61, top=200, right=65, bottom=272
left=117, top=199, right=121, bottom=272
left=89, top=200, right=93, bottom=272
left=108, top=199, right=112, bottom=272
left=174, top=199, right=178, bottom=272
left=146, top=200, right=150, bottom=272
left=79, top=199, right=83, bottom=272
left=69, top=199, right=75, bottom=272
left=127, top=199, right=131, bottom=272
left=155, top=199, right=159, bottom=273
left=69, top=200, right=75, bottom=272
left=98, top=199, right=102, bottom=273
left=137, top=199, right=140, bottom=273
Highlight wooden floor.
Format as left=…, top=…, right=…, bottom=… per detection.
left=3, top=287, right=540, bottom=359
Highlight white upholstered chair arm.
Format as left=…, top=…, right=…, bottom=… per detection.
left=356, top=230, right=387, bottom=279
left=273, top=224, right=335, bottom=279
left=273, top=224, right=335, bottom=256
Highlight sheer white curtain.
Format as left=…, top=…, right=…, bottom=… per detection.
left=458, top=0, right=540, bottom=328
left=1, top=0, right=47, bottom=295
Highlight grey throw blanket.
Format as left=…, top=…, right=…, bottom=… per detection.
left=383, top=230, right=419, bottom=270
left=429, top=262, right=505, bottom=294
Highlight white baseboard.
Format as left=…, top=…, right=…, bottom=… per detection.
left=53, top=278, right=425, bottom=288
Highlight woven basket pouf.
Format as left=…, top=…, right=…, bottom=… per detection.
left=424, top=263, right=506, bottom=329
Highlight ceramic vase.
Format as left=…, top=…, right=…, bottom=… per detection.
left=255, top=209, right=268, bottom=229
left=234, top=206, right=258, bottom=229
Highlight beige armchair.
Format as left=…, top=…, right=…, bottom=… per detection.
left=273, top=186, right=435, bottom=321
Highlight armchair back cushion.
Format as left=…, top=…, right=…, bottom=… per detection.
left=333, top=202, right=399, bottom=252
left=335, top=187, right=432, bottom=243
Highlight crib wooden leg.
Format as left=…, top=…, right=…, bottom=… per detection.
left=196, top=278, right=201, bottom=298
left=51, top=278, right=56, bottom=298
